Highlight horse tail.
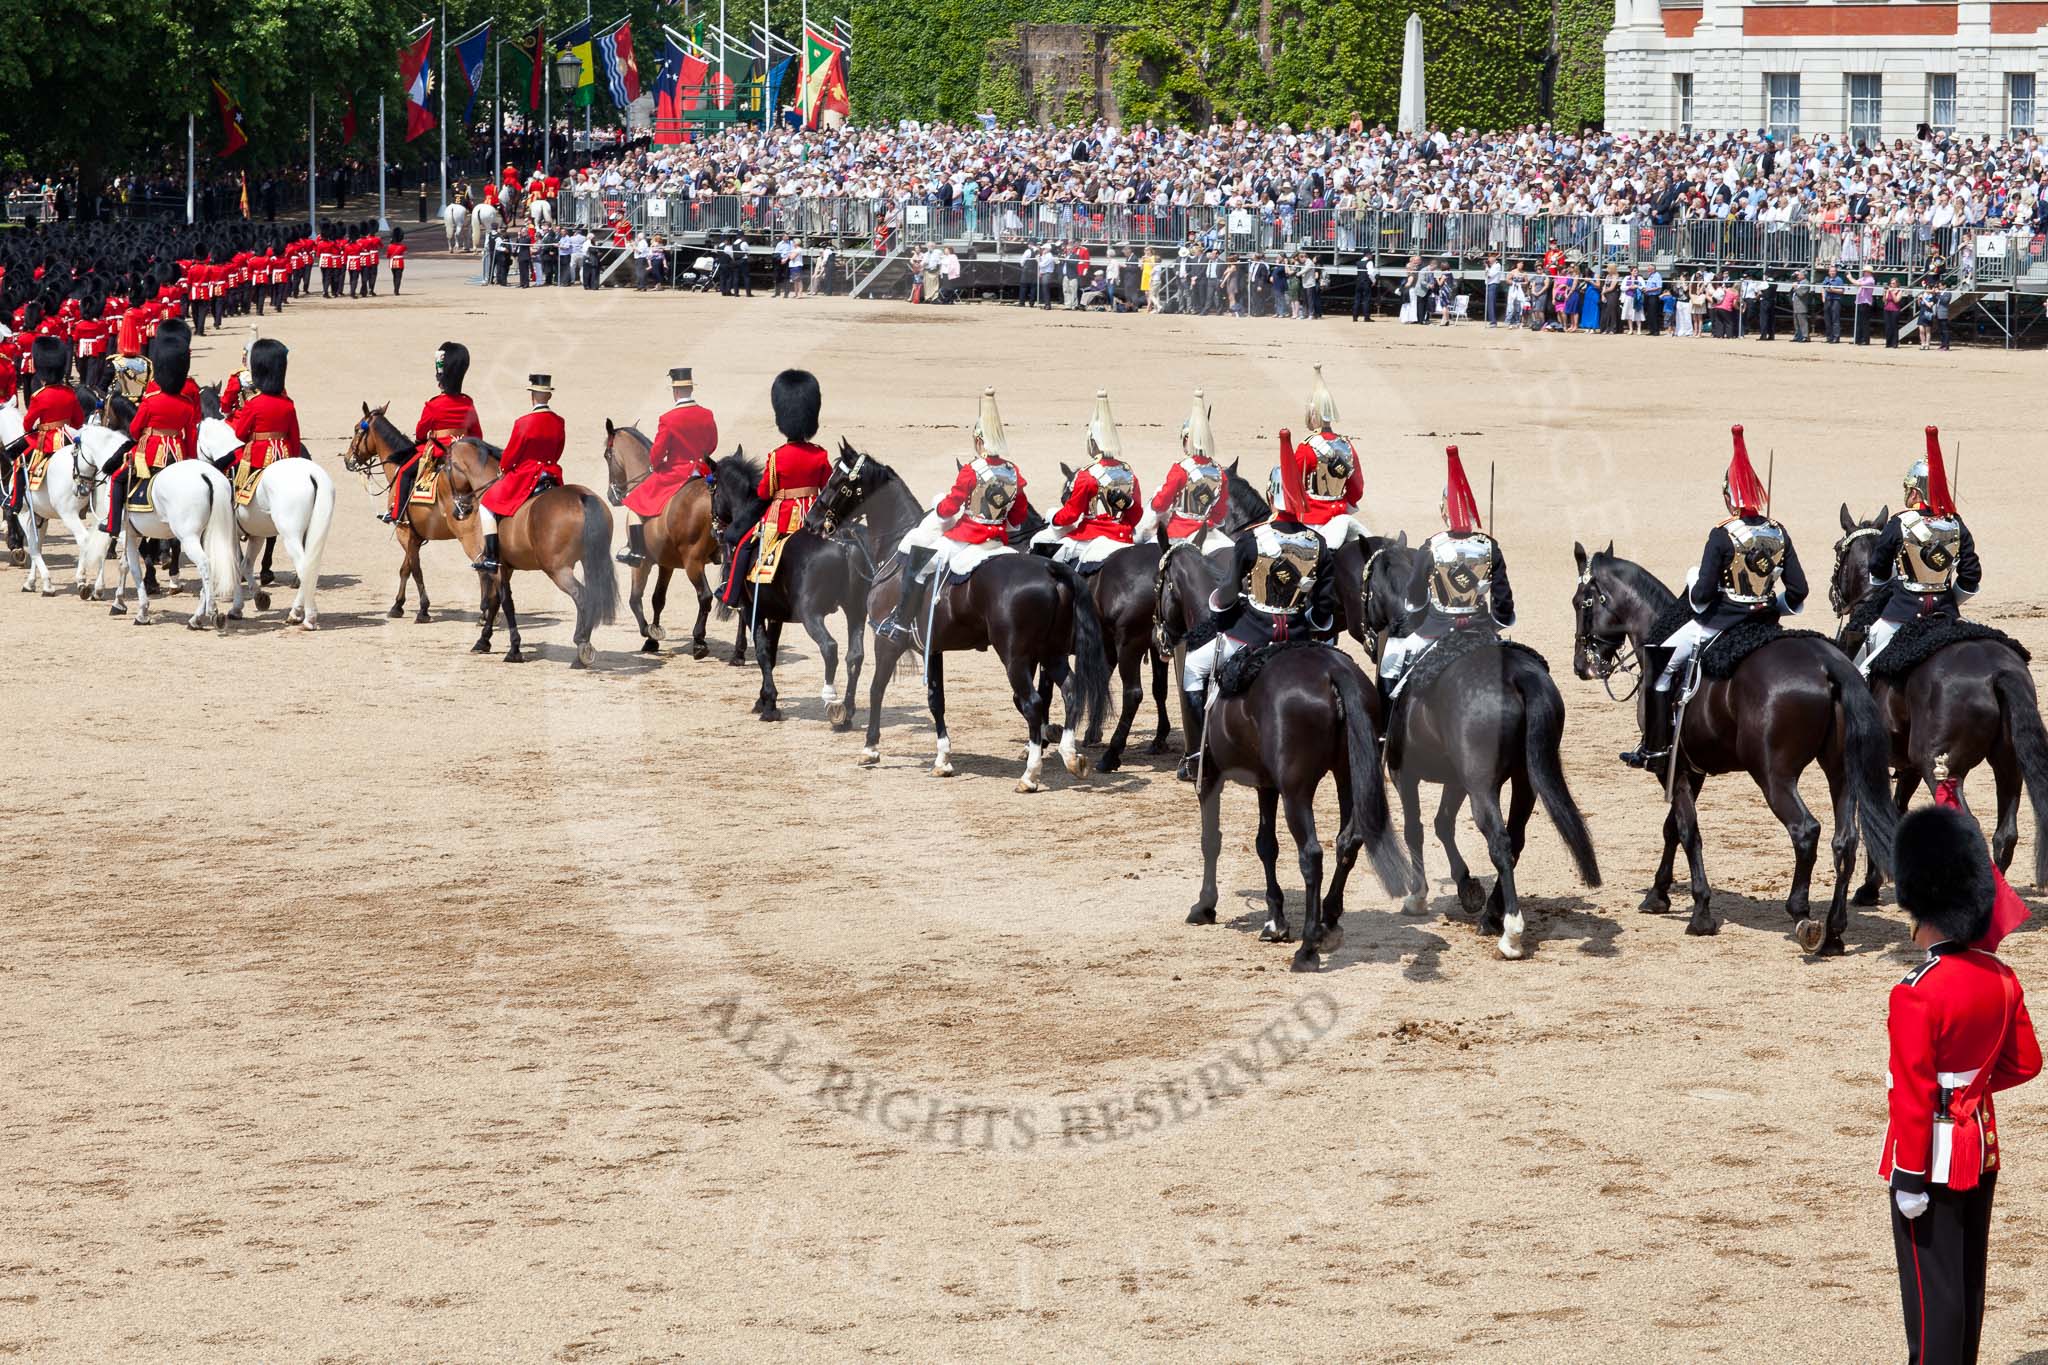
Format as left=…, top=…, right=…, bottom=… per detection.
left=578, top=494, right=620, bottom=628
left=299, top=465, right=336, bottom=585
left=1992, top=669, right=2048, bottom=886
left=1329, top=659, right=1414, bottom=900
left=202, top=469, right=238, bottom=614
left=1047, top=559, right=1112, bottom=737
left=1512, top=661, right=1601, bottom=887
left=1821, top=647, right=1898, bottom=877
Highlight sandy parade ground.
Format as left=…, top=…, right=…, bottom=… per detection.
left=7, top=250, right=2048, bottom=1362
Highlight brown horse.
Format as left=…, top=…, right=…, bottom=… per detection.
left=343, top=403, right=486, bottom=622
left=443, top=438, right=619, bottom=667
left=599, top=420, right=737, bottom=660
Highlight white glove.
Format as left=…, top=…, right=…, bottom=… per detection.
left=1683, top=564, right=1700, bottom=591
left=1894, top=1189, right=1930, bottom=1220
left=1775, top=590, right=1801, bottom=616
left=1133, top=506, right=1161, bottom=543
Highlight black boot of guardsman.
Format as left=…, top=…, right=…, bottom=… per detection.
left=1620, top=645, right=1678, bottom=769
left=877, top=548, right=935, bottom=644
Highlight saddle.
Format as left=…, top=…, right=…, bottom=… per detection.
left=126, top=472, right=155, bottom=513
left=1216, top=638, right=1330, bottom=699
left=410, top=455, right=444, bottom=505
left=751, top=521, right=796, bottom=585
left=1386, top=632, right=1550, bottom=769
left=1647, top=599, right=1826, bottom=680
left=24, top=447, right=55, bottom=493
left=232, top=460, right=266, bottom=507
left=1868, top=615, right=2028, bottom=682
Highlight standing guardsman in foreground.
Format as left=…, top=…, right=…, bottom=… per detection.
left=1853, top=425, right=1981, bottom=675
left=1883, top=798, right=2038, bottom=1364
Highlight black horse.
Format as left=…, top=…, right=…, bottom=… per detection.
left=1830, top=506, right=2048, bottom=896
left=709, top=447, right=882, bottom=725
left=1068, top=460, right=1270, bottom=772
left=1572, top=542, right=1896, bottom=953
left=1189, top=644, right=1414, bottom=971
left=806, top=447, right=1111, bottom=791
left=1361, top=541, right=1601, bottom=959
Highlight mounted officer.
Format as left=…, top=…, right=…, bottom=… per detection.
left=878, top=387, right=1029, bottom=644
left=1621, top=424, right=1809, bottom=771
left=9, top=336, right=82, bottom=517
left=110, top=322, right=197, bottom=532
left=721, top=368, right=829, bottom=603
left=1138, top=388, right=1230, bottom=547
left=1853, top=425, right=1980, bottom=676
left=1282, top=363, right=1365, bottom=548
left=618, top=366, right=717, bottom=568
left=382, top=341, right=482, bottom=524
left=1377, top=445, right=1515, bottom=701
left=1177, top=456, right=1339, bottom=778
left=472, top=373, right=565, bottom=572
left=1035, top=389, right=1140, bottom=569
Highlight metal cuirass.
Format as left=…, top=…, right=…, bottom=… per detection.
left=1895, top=508, right=1961, bottom=594
left=1305, top=434, right=1355, bottom=501
left=1173, top=459, right=1223, bottom=520
left=1244, top=523, right=1322, bottom=614
left=964, top=458, right=1020, bottom=523
left=114, top=355, right=152, bottom=402
left=1426, top=531, right=1494, bottom=616
left=1086, top=461, right=1137, bottom=519
left=1720, top=517, right=1787, bottom=604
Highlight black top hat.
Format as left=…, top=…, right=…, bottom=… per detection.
left=669, top=367, right=692, bottom=384
left=527, top=373, right=553, bottom=392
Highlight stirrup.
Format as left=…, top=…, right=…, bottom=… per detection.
left=877, top=616, right=916, bottom=644
left=1618, top=746, right=1669, bottom=771
left=471, top=555, right=500, bottom=572
left=615, top=548, right=648, bottom=566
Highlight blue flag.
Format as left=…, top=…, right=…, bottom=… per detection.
left=456, top=24, right=490, bottom=120
left=767, top=56, right=793, bottom=113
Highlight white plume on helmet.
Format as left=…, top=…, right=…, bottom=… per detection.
left=1087, top=388, right=1121, bottom=459
left=974, top=387, right=1009, bottom=459
left=1182, top=389, right=1215, bottom=459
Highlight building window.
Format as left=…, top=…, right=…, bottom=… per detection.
left=1928, top=74, right=1956, bottom=133
left=1847, top=74, right=1882, bottom=150
left=2011, top=74, right=2037, bottom=138
left=1766, top=74, right=1801, bottom=140
left=1675, top=74, right=1694, bottom=135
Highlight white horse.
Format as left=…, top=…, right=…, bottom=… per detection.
left=471, top=202, right=500, bottom=253
left=442, top=200, right=470, bottom=253
left=2, top=405, right=112, bottom=597
left=529, top=195, right=554, bottom=229
left=195, top=419, right=336, bottom=629
left=77, top=425, right=238, bottom=630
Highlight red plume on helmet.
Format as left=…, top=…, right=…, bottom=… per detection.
left=1924, top=425, right=1956, bottom=517
left=1443, top=445, right=1481, bottom=532
left=1724, top=424, right=1765, bottom=516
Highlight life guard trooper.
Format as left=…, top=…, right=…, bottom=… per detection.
left=1177, top=461, right=1339, bottom=778
left=1138, top=389, right=1231, bottom=546
left=879, top=388, right=1030, bottom=644
left=1035, top=390, right=1141, bottom=568
left=1377, top=445, right=1515, bottom=699
left=1854, top=425, right=1981, bottom=676
left=1621, top=424, right=1810, bottom=771
left=1282, top=363, right=1365, bottom=548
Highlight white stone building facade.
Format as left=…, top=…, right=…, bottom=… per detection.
left=1606, top=1, right=2048, bottom=142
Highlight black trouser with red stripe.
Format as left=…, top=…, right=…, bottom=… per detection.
left=1893, top=1174, right=1996, bottom=1364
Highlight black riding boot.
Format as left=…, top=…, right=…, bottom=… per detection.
left=380, top=465, right=415, bottom=524
left=472, top=533, right=500, bottom=573
left=1620, top=645, right=1678, bottom=769
left=616, top=521, right=649, bottom=567
left=878, top=548, right=935, bottom=643
left=1177, top=690, right=1207, bottom=782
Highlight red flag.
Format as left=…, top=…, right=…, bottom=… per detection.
left=679, top=53, right=709, bottom=141
left=341, top=89, right=358, bottom=145
left=400, top=30, right=437, bottom=142
left=1935, top=780, right=2030, bottom=951
left=528, top=22, right=547, bottom=111
left=211, top=79, right=248, bottom=158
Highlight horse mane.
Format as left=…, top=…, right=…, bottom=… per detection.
left=716, top=450, right=761, bottom=487
left=369, top=409, right=416, bottom=462
left=1596, top=552, right=1678, bottom=612
left=614, top=424, right=650, bottom=447
left=197, top=383, right=222, bottom=420
left=1223, top=465, right=1270, bottom=530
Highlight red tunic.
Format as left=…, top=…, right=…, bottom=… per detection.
left=24, top=385, right=84, bottom=454
left=757, top=441, right=831, bottom=535
left=1151, top=455, right=1230, bottom=539
left=0, top=360, right=16, bottom=404
left=1881, top=943, right=2040, bottom=1192
left=229, top=393, right=302, bottom=470
left=624, top=401, right=717, bottom=518
left=387, top=242, right=407, bottom=270
left=936, top=458, right=1029, bottom=545
left=220, top=370, right=251, bottom=418
left=1287, top=431, right=1363, bottom=526
left=129, top=390, right=197, bottom=472
left=70, top=318, right=109, bottom=359
left=414, top=393, right=483, bottom=453
left=1051, top=459, right=1142, bottom=541
left=481, top=407, right=566, bottom=517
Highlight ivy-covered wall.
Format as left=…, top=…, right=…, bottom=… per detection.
left=850, top=0, right=1607, bottom=130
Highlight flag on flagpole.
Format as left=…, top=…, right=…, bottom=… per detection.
left=526, top=21, right=548, bottom=111
left=766, top=55, right=793, bottom=119
left=556, top=19, right=596, bottom=110
left=800, top=26, right=849, bottom=130
left=399, top=28, right=437, bottom=141
left=211, top=79, right=248, bottom=157
left=597, top=22, right=641, bottom=107
left=456, top=23, right=491, bottom=120
left=239, top=171, right=250, bottom=218
left=652, top=36, right=686, bottom=145
left=340, top=89, right=358, bottom=145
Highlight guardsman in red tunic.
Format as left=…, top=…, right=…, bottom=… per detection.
left=1139, top=389, right=1231, bottom=547
left=617, top=366, right=717, bottom=567
left=383, top=342, right=483, bottom=522
left=720, top=368, right=829, bottom=604
left=228, top=337, right=302, bottom=475
left=0, top=336, right=19, bottom=405
left=878, top=388, right=1030, bottom=643
left=1884, top=799, right=2040, bottom=1365
left=111, top=322, right=197, bottom=532
left=1282, top=362, right=1366, bottom=547
left=472, top=374, right=565, bottom=572
left=69, top=296, right=111, bottom=392
left=1034, top=389, right=1141, bottom=569
left=387, top=226, right=408, bottom=295
left=9, top=337, right=81, bottom=515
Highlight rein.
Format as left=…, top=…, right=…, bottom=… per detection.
left=1574, top=569, right=1642, bottom=702
left=1359, top=542, right=1394, bottom=662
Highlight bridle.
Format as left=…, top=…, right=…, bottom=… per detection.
left=343, top=413, right=407, bottom=496
left=1830, top=523, right=1882, bottom=616
left=1573, top=567, right=1641, bottom=701
left=1358, top=541, right=1395, bottom=663
left=814, top=450, right=869, bottom=537
left=601, top=430, right=652, bottom=506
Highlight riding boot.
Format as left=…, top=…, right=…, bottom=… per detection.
left=1176, top=691, right=1207, bottom=781
left=878, top=548, right=935, bottom=643
left=379, top=466, right=415, bottom=524
left=472, top=533, right=501, bottom=573
left=1620, top=645, right=1679, bottom=769
left=616, top=522, right=649, bottom=567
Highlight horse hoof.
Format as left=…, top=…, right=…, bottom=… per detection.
left=728, top=653, right=747, bottom=668
left=1793, top=918, right=1826, bottom=953
left=1065, top=753, right=1091, bottom=778
left=826, top=702, right=850, bottom=728
left=932, top=760, right=954, bottom=777
left=300, top=618, right=318, bottom=632
left=1096, top=751, right=1122, bottom=774
left=1015, top=778, right=1043, bottom=794
left=1816, top=937, right=1847, bottom=958
left=640, top=639, right=660, bottom=655
left=255, top=592, right=271, bottom=611
left=1401, top=890, right=1429, bottom=916
left=1318, top=924, right=1346, bottom=956
left=285, top=608, right=304, bottom=625
left=1457, top=881, right=1488, bottom=915
left=1145, top=736, right=1172, bottom=755
left=39, top=586, right=55, bottom=598
left=388, top=605, right=405, bottom=618
left=1686, top=914, right=1720, bottom=937
left=1852, top=885, right=1882, bottom=907
left=1639, top=892, right=1671, bottom=914
left=750, top=697, right=765, bottom=714
left=857, top=748, right=880, bottom=767
left=416, top=612, right=432, bottom=624
left=646, top=623, right=666, bottom=641
left=1258, top=919, right=1292, bottom=944
left=18, top=580, right=32, bottom=593
left=471, top=639, right=491, bottom=654
left=505, top=650, right=526, bottom=664
left=78, top=583, right=93, bottom=601
left=691, top=642, right=709, bottom=660
left=1289, top=948, right=1321, bottom=973
left=577, top=641, right=596, bottom=668
left=1186, top=904, right=1217, bottom=926
left=760, top=708, right=783, bottom=722
left=187, top=616, right=207, bottom=630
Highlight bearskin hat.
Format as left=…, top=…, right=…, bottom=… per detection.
left=1894, top=804, right=1995, bottom=945
left=770, top=368, right=822, bottom=443
left=249, top=337, right=288, bottom=398
left=18, top=299, right=41, bottom=331
left=29, top=335, right=66, bottom=389
left=435, top=341, right=471, bottom=395
left=149, top=320, right=192, bottom=393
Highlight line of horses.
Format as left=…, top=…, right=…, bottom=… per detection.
left=13, top=405, right=2046, bottom=971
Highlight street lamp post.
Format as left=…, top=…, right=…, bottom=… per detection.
left=553, top=49, right=583, bottom=173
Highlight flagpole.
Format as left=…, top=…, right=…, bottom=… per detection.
left=308, top=89, right=318, bottom=232
left=494, top=39, right=502, bottom=189
left=763, top=0, right=771, bottom=129
left=186, top=114, right=195, bottom=226
left=719, top=0, right=727, bottom=110
left=584, top=0, right=594, bottom=156
left=545, top=33, right=553, bottom=179
left=378, top=95, right=388, bottom=232
left=439, top=3, right=448, bottom=214
left=801, top=0, right=808, bottom=128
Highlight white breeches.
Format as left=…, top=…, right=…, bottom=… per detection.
left=1182, top=634, right=1242, bottom=701
left=1308, top=512, right=1368, bottom=549
left=476, top=506, right=498, bottom=535
left=1378, top=629, right=1437, bottom=694
left=1656, top=619, right=1717, bottom=691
